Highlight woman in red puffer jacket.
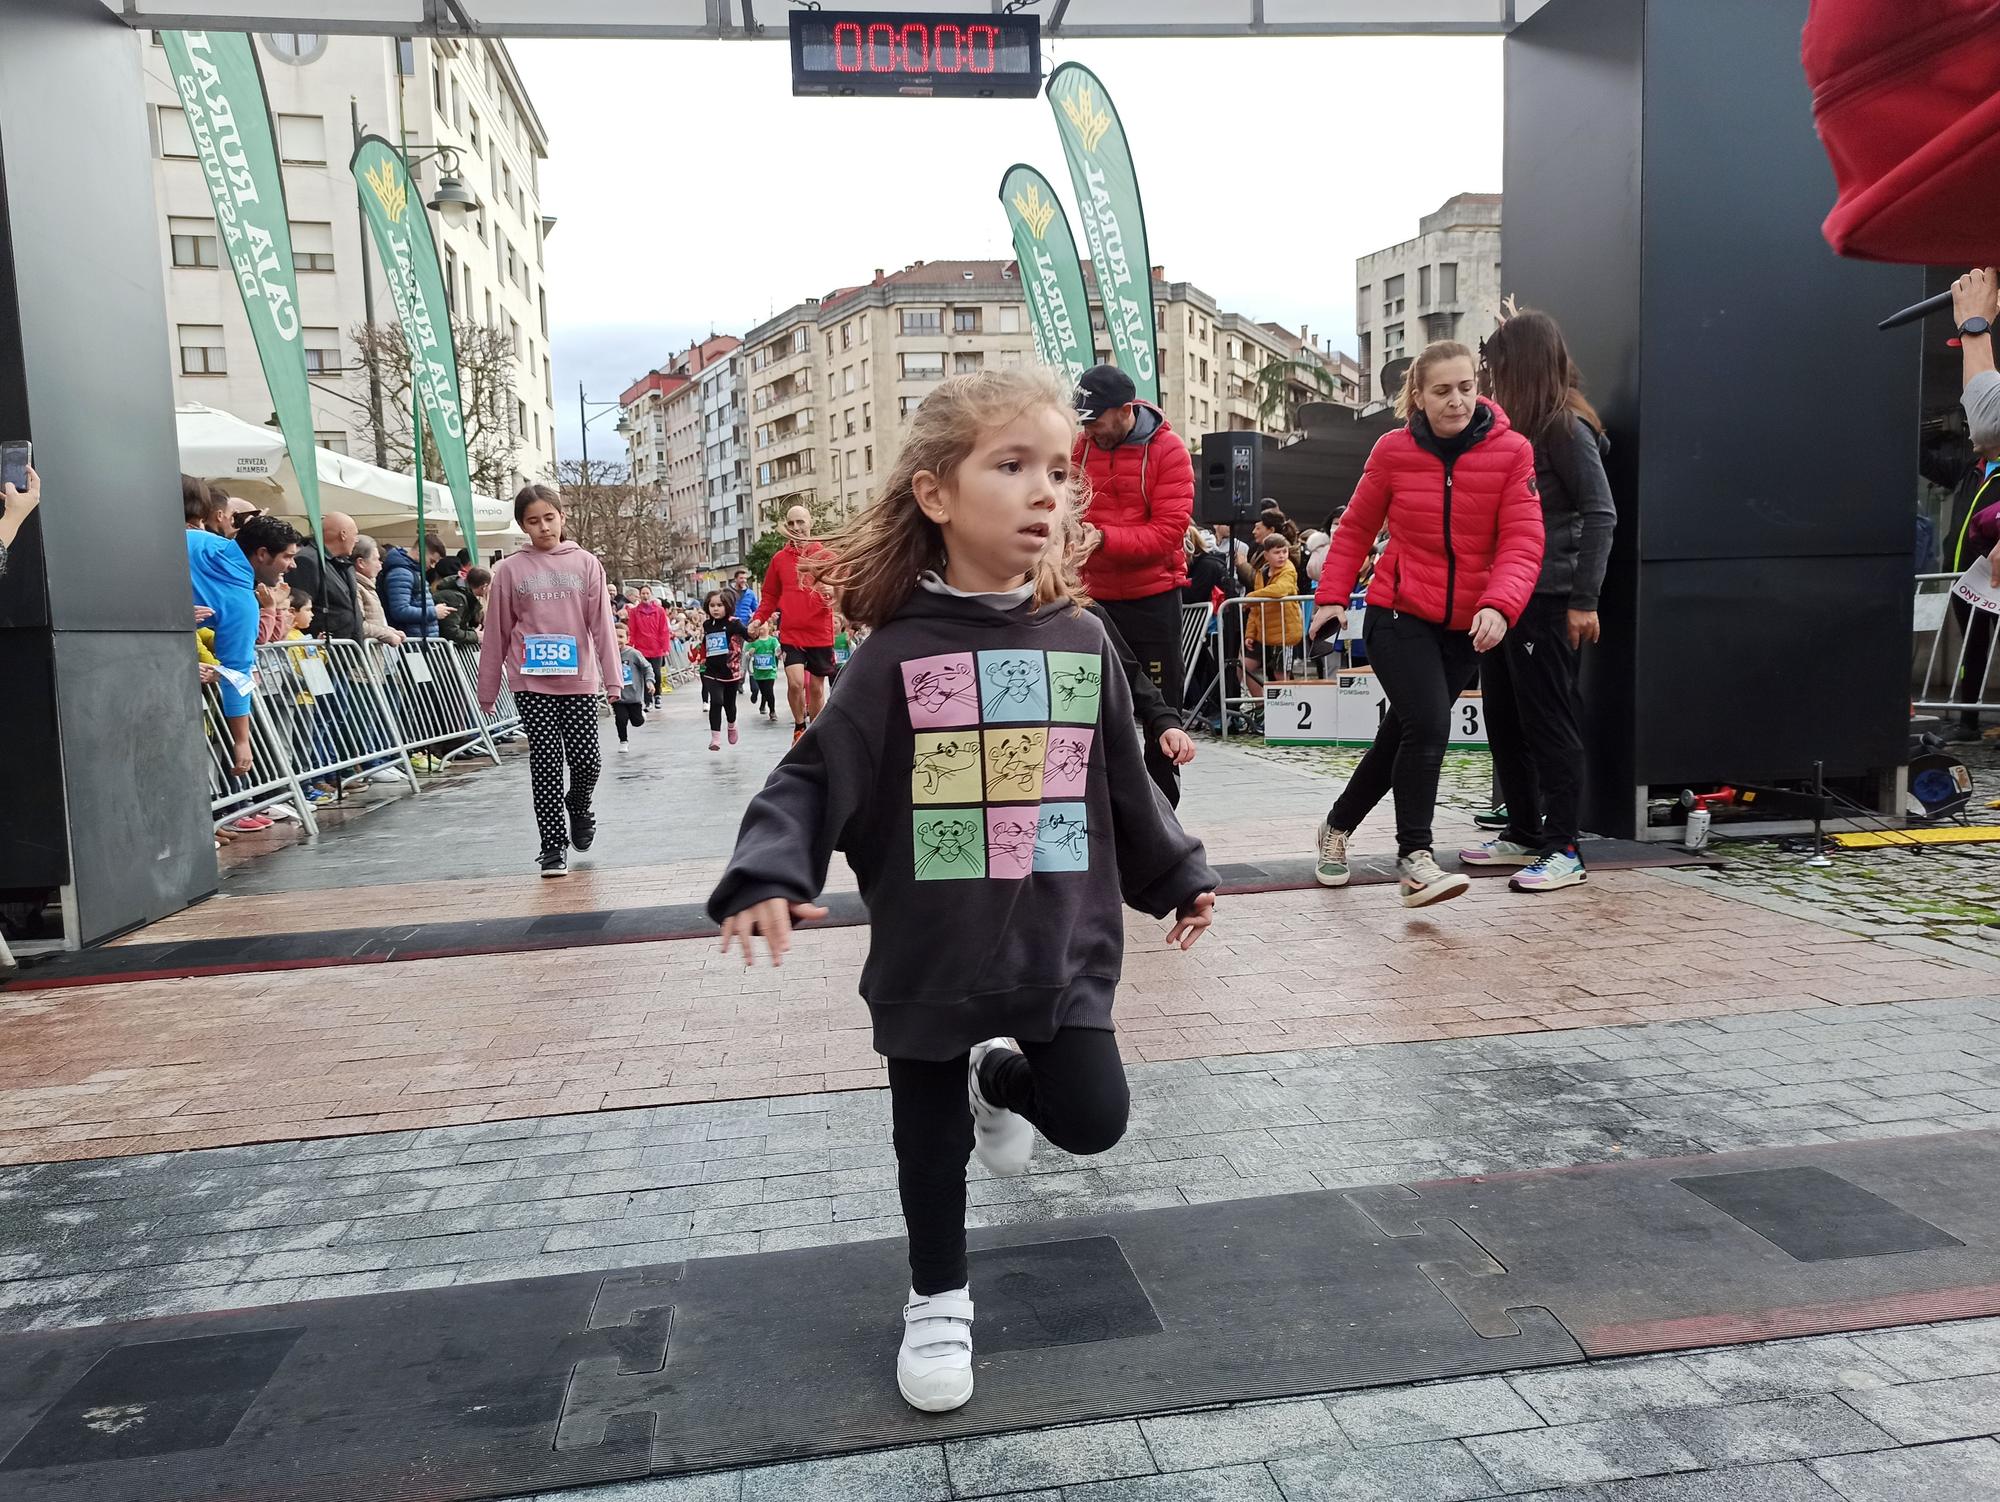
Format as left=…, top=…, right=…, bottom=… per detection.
left=1307, top=340, right=1544, bottom=909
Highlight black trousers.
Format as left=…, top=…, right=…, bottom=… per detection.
left=750, top=677, right=777, bottom=715
left=645, top=656, right=667, bottom=705
left=1952, top=596, right=1998, bottom=726
left=1481, top=594, right=1586, bottom=853
left=888, top=1027, right=1129, bottom=1295
left=1097, top=589, right=1184, bottom=807
left=611, top=701, right=645, bottom=742
left=1329, top=610, right=1478, bottom=858
left=707, top=678, right=740, bottom=730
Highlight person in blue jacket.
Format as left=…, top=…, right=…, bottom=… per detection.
left=188, top=505, right=302, bottom=776
left=379, top=541, right=455, bottom=639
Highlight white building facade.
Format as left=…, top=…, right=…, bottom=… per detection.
left=144, top=28, right=558, bottom=496
left=1354, top=193, right=1503, bottom=409
left=700, top=348, right=751, bottom=569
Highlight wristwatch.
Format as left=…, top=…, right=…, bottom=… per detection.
left=1960, top=316, right=1993, bottom=339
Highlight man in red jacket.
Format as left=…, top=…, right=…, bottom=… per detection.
left=1073, top=365, right=1195, bottom=802
left=754, top=503, right=836, bottom=743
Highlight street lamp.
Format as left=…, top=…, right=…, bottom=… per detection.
left=578, top=385, right=629, bottom=490
left=426, top=158, right=480, bottom=229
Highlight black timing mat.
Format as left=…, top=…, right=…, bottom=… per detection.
left=2, top=1132, right=1996, bottom=1502
left=0, top=841, right=1717, bottom=991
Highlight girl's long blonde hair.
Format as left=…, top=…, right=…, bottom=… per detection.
left=821, top=367, right=1090, bottom=627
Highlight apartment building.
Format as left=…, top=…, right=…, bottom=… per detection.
left=620, top=334, right=741, bottom=575
left=144, top=29, right=559, bottom=494
left=698, top=344, right=751, bottom=569
left=1355, top=192, right=1503, bottom=407
left=723, top=258, right=1359, bottom=540
left=814, top=260, right=1042, bottom=519
left=743, top=301, right=825, bottom=535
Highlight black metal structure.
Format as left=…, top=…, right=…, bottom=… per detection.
left=0, top=0, right=215, bottom=945
left=1503, top=0, right=1924, bottom=838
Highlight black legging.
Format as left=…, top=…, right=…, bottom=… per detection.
left=1328, top=609, right=1477, bottom=857
left=1097, top=590, right=1185, bottom=807
left=515, top=690, right=601, bottom=854
left=888, top=1026, right=1128, bottom=1294
left=1482, top=594, right=1585, bottom=853
left=707, top=678, right=740, bottom=730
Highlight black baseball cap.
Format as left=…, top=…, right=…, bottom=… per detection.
left=1074, top=364, right=1137, bottom=423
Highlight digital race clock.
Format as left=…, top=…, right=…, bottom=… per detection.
left=790, top=9, right=1042, bottom=99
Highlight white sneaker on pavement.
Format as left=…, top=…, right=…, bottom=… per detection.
left=1398, top=849, right=1471, bottom=908
left=967, top=1038, right=1033, bottom=1177
left=898, top=1285, right=974, bottom=1412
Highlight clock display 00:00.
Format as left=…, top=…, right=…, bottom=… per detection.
left=791, top=11, right=1040, bottom=98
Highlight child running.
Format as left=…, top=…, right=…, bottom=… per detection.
left=700, top=589, right=750, bottom=751
left=708, top=369, right=1218, bottom=1415
left=747, top=620, right=781, bottom=721
left=612, top=619, right=657, bottom=750
left=477, top=484, right=621, bottom=876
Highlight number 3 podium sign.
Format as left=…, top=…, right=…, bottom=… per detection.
left=1264, top=674, right=1486, bottom=747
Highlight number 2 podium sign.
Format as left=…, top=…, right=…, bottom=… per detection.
left=1264, top=675, right=1487, bottom=747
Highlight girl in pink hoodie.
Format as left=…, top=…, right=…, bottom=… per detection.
left=478, top=484, right=622, bottom=876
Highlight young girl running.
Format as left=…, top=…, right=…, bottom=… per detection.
left=477, top=485, right=621, bottom=876
left=708, top=369, right=1218, bottom=1415
left=1307, top=341, right=1543, bottom=906
left=700, top=589, right=750, bottom=751
left=747, top=621, right=781, bottom=720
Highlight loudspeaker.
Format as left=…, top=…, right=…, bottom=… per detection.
left=1199, top=431, right=1264, bottom=527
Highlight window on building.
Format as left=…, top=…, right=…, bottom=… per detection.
left=831, top=452, right=842, bottom=480
left=865, top=446, right=874, bottom=471
left=451, top=79, right=463, bottom=130
left=315, top=429, right=349, bottom=454
left=276, top=114, right=327, bottom=164
left=1440, top=262, right=1459, bottom=303
left=469, top=108, right=482, bottom=156
left=952, top=308, right=981, bottom=333
left=841, top=323, right=853, bottom=350
left=169, top=216, right=219, bottom=268
left=303, top=328, right=342, bottom=374
left=1357, top=284, right=1371, bottom=320
left=544, top=356, right=553, bottom=403
left=484, top=289, right=494, bottom=327
left=396, top=37, right=416, bottom=74
left=1198, top=357, right=1210, bottom=383
left=999, top=305, right=1022, bottom=335
left=1385, top=323, right=1406, bottom=359
left=516, top=399, right=527, bottom=436
left=844, top=367, right=856, bottom=394
left=859, top=358, right=868, bottom=386
left=860, top=318, right=870, bottom=343
left=1384, top=273, right=1405, bottom=316
left=954, top=352, right=983, bottom=375
left=178, top=324, right=226, bottom=375
left=291, top=220, right=335, bottom=272
left=464, top=267, right=475, bottom=317
left=900, top=396, right=925, bottom=417
left=844, top=410, right=856, bottom=437
left=1418, top=265, right=1431, bottom=308
left=443, top=247, right=459, bottom=311
left=862, top=402, right=872, bottom=431
left=155, top=106, right=196, bottom=158
left=433, top=63, right=445, bottom=111
left=900, top=352, right=945, bottom=381
left=901, top=309, right=942, bottom=335
left=1425, top=312, right=1458, bottom=343
left=262, top=32, right=326, bottom=65
left=538, top=288, right=548, bottom=337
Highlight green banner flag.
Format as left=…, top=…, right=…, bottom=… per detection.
left=998, top=165, right=1094, bottom=390
left=1047, top=62, right=1159, bottom=407
left=350, top=134, right=479, bottom=557
left=161, top=30, right=324, bottom=555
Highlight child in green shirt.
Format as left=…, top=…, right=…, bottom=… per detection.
left=748, top=620, right=780, bottom=720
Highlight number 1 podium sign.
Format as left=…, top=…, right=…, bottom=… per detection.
left=1264, top=672, right=1487, bottom=747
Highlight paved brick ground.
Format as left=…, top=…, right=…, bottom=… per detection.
left=6, top=999, right=1999, bottom=1332
left=5, top=878, right=1992, bottom=1165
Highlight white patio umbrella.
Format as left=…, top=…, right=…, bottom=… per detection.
left=175, top=404, right=523, bottom=543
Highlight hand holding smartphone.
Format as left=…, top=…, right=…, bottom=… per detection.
left=0, top=439, right=30, bottom=496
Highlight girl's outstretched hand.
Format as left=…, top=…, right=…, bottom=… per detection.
left=1158, top=727, right=1197, bottom=766
left=1166, top=892, right=1215, bottom=951
left=719, top=897, right=831, bottom=967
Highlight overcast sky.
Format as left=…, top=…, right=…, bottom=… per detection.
left=509, top=35, right=1503, bottom=459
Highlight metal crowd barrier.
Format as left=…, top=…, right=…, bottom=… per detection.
left=204, top=671, right=319, bottom=835
left=458, top=642, right=523, bottom=737
left=1913, top=570, right=2000, bottom=716
left=1210, top=593, right=1337, bottom=739
left=253, top=639, right=418, bottom=793
left=665, top=637, right=698, bottom=688
left=372, top=638, right=503, bottom=768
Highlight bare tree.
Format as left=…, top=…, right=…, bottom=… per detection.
left=346, top=319, right=525, bottom=496
left=547, top=458, right=700, bottom=584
